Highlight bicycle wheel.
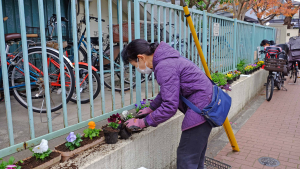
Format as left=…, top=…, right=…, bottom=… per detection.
left=294, top=67, right=298, bottom=83
left=276, top=72, right=283, bottom=90
left=266, top=76, right=274, bottom=101
left=10, top=47, right=75, bottom=113
left=70, top=64, right=101, bottom=104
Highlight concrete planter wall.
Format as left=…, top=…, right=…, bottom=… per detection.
left=51, top=69, right=268, bottom=169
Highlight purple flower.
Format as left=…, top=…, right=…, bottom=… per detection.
left=139, top=106, right=141, bottom=109
left=66, top=132, right=76, bottom=142
left=140, top=101, right=146, bottom=105
left=135, top=104, right=138, bottom=108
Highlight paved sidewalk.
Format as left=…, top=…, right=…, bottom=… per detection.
left=214, top=81, right=300, bottom=169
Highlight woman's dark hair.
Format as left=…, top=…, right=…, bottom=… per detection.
left=121, top=39, right=159, bottom=64
left=269, top=40, right=275, bottom=45
left=260, top=39, right=270, bottom=47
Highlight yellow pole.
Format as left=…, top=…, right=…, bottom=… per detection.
left=182, top=4, right=240, bottom=152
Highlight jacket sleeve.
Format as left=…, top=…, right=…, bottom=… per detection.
left=145, top=64, right=180, bottom=127
left=149, top=91, right=162, bottom=111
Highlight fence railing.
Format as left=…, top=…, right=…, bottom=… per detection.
left=0, top=0, right=275, bottom=158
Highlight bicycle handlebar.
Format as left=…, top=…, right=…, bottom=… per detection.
left=26, top=34, right=39, bottom=38
left=80, top=16, right=105, bottom=24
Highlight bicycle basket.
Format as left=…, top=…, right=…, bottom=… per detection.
left=112, top=21, right=161, bottom=43
left=264, top=58, right=287, bottom=72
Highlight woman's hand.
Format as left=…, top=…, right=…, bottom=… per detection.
left=135, top=107, right=153, bottom=119
left=125, top=118, right=147, bottom=131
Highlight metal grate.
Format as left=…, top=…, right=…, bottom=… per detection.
left=205, top=156, right=232, bottom=169
left=258, top=157, right=280, bottom=167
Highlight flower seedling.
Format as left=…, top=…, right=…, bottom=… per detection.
left=65, top=132, right=83, bottom=151
left=0, top=157, right=21, bottom=169
left=122, top=110, right=135, bottom=121
left=226, top=73, right=233, bottom=80
left=83, top=121, right=101, bottom=140
left=135, top=99, right=153, bottom=112
left=29, top=139, right=52, bottom=161
left=108, top=114, right=122, bottom=129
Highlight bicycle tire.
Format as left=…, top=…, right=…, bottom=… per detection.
left=266, top=76, right=274, bottom=101
left=276, top=72, right=282, bottom=90
left=11, top=47, right=75, bottom=113
left=70, top=64, right=101, bottom=104
left=294, top=68, right=297, bottom=83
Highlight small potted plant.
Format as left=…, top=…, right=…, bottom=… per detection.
left=244, top=66, right=251, bottom=75
left=118, top=110, right=134, bottom=139
left=135, top=99, right=152, bottom=113
left=226, top=73, right=234, bottom=84
left=237, top=71, right=241, bottom=79
left=0, top=156, right=21, bottom=169
left=103, top=114, right=121, bottom=144
left=16, top=139, right=61, bottom=169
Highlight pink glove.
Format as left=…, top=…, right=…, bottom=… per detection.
left=125, top=118, right=148, bottom=131
left=136, top=107, right=153, bottom=119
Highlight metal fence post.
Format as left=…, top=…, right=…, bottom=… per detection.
left=233, top=19, right=237, bottom=70
left=251, top=23, right=255, bottom=63
left=202, top=11, right=207, bottom=64
left=134, top=0, right=142, bottom=105
left=264, top=27, right=267, bottom=39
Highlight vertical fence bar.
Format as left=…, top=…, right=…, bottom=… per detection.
left=252, top=23, right=255, bottom=63
left=264, top=27, right=266, bottom=39
left=134, top=0, right=142, bottom=105
left=18, top=0, right=36, bottom=137
left=108, top=0, right=116, bottom=110
left=208, top=16, right=211, bottom=71
left=157, top=5, right=161, bottom=93
left=217, top=19, right=220, bottom=72
left=151, top=4, right=155, bottom=97
left=0, top=0, right=15, bottom=145
left=169, top=9, right=172, bottom=45
left=188, top=16, right=191, bottom=60
left=191, top=13, right=195, bottom=63
left=144, top=3, right=148, bottom=99
left=233, top=19, right=237, bottom=70
left=128, top=0, right=133, bottom=104
left=203, top=11, right=207, bottom=66
left=55, top=0, right=68, bottom=127
left=71, top=0, right=82, bottom=122
left=163, top=7, right=166, bottom=43
left=174, top=10, right=177, bottom=50
left=194, top=14, right=198, bottom=66
left=184, top=12, right=187, bottom=58
left=179, top=11, right=182, bottom=55
left=221, top=19, right=223, bottom=73
left=85, top=0, right=94, bottom=117
left=118, top=0, right=125, bottom=107
left=97, top=0, right=106, bottom=114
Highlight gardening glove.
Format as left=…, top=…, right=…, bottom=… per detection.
left=135, top=107, right=153, bottom=119
left=125, top=118, right=148, bottom=131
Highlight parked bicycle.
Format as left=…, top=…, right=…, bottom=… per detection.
left=260, top=46, right=288, bottom=101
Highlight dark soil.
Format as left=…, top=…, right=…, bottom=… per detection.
left=102, top=125, right=119, bottom=133
left=16, top=151, right=60, bottom=169
left=56, top=131, right=104, bottom=152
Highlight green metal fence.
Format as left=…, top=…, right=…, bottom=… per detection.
left=0, top=0, right=275, bottom=158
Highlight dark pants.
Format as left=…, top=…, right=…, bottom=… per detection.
left=177, top=121, right=212, bottom=169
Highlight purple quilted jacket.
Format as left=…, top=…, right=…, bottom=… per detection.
left=145, top=42, right=213, bottom=131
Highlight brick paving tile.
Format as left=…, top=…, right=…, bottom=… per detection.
left=214, top=83, right=300, bottom=169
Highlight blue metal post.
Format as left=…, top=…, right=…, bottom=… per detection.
left=18, top=0, right=36, bottom=137
left=134, top=0, right=142, bottom=105
left=55, top=0, right=68, bottom=127
left=202, top=11, right=207, bottom=65
left=233, top=19, right=237, bottom=70
left=71, top=0, right=82, bottom=122
left=0, top=0, right=14, bottom=145
left=97, top=0, right=106, bottom=114
left=118, top=0, right=125, bottom=107
left=151, top=4, right=155, bottom=97
left=128, top=0, right=133, bottom=104
left=252, top=23, right=255, bottom=63
left=85, top=0, right=94, bottom=117
left=144, top=2, right=148, bottom=99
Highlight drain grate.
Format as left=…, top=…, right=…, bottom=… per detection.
left=258, top=157, right=280, bottom=167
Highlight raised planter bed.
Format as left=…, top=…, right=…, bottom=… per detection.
left=55, top=132, right=105, bottom=162
left=15, top=151, right=61, bottom=169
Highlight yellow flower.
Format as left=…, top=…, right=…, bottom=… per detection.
left=226, top=74, right=233, bottom=78
left=88, top=121, right=96, bottom=129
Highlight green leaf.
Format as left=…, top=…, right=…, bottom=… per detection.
left=83, top=129, right=89, bottom=135
left=16, top=166, right=21, bottom=169
left=75, top=142, right=80, bottom=147
left=76, top=133, right=81, bottom=138
left=69, top=146, right=75, bottom=151
left=8, top=156, right=14, bottom=165
left=91, top=133, right=96, bottom=137
left=19, top=160, right=24, bottom=163
left=89, top=136, right=93, bottom=140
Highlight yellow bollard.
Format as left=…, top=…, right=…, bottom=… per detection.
left=181, top=3, right=240, bottom=152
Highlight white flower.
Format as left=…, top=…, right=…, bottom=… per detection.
left=32, top=139, right=49, bottom=154
left=122, top=110, right=129, bottom=118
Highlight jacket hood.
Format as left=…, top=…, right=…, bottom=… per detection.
left=152, top=42, right=180, bottom=71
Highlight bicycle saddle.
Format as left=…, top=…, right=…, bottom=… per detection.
left=5, top=33, right=21, bottom=42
